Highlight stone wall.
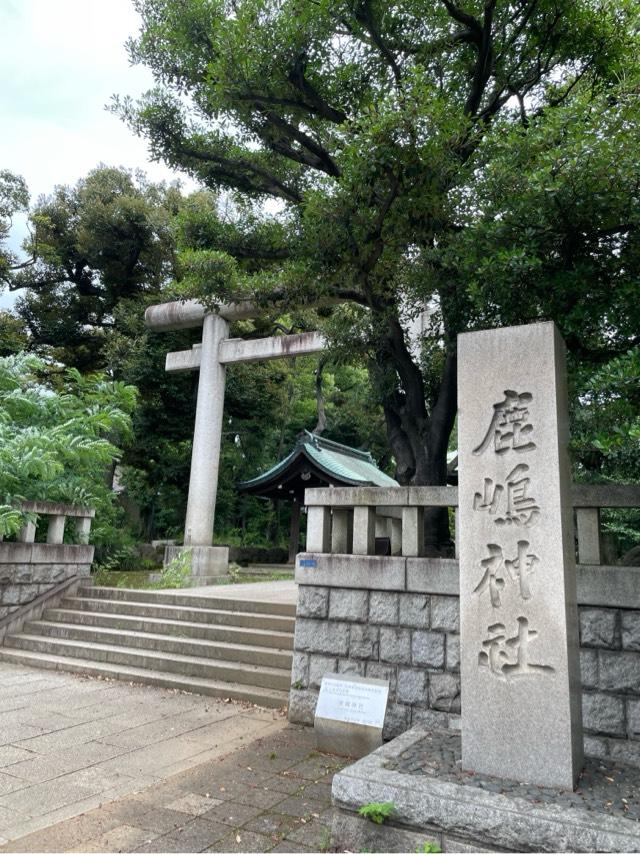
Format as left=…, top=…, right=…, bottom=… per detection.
left=0, top=543, right=94, bottom=621
left=289, top=555, right=640, bottom=766
left=290, top=586, right=460, bottom=739
left=580, top=606, right=640, bottom=765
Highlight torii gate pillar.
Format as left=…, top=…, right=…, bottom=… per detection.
left=183, top=313, right=228, bottom=548
left=145, top=298, right=325, bottom=582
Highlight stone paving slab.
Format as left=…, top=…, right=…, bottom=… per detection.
left=173, top=581, right=297, bottom=604
left=0, top=725, right=343, bottom=853
left=0, top=662, right=286, bottom=843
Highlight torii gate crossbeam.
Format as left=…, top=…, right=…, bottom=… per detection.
left=145, top=299, right=325, bottom=580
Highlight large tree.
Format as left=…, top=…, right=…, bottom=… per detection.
left=116, top=0, right=637, bottom=545
left=11, top=166, right=181, bottom=371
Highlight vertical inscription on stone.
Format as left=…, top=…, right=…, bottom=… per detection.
left=458, top=322, right=583, bottom=789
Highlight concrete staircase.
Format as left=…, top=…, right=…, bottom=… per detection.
left=0, top=586, right=295, bottom=709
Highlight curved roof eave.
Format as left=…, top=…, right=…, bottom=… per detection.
left=238, top=444, right=386, bottom=492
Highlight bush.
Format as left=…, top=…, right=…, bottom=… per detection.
left=0, top=353, right=136, bottom=541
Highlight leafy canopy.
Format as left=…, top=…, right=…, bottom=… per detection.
left=12, top=166, right=181, bottom=371
left=0, top=353, right=137, bottom=540
left=114, top=0, right=639, bottom=499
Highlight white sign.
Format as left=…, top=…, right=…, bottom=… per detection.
left=315, top=674, right=389, bottom=728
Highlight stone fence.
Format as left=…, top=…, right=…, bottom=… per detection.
left=0, top=502, right=95, bottom=624
left=289, top=485, right=640, bottom=767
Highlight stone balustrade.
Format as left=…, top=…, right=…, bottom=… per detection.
left=291, top=483, right=640, bottom=767
left=305, top=484, right=640, bottom=565
left=0, top=502, right=95, bottom=625
left=15, top=500, right=95, bottom=546
left=306, top=486, right=457, bottom=558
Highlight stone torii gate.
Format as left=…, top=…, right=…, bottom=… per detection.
left=145, top=298, right=325, bottom=580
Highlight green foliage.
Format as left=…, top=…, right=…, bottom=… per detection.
left=115, top=0, right=640, bottom=511
left=92, top=545, right=139, bottom=575
left=171, top=248, right=242, bottom=310
left=571, top=349, right=640, bottom=554
left=444, top=77, right=640, bottom=356
left=318, top=827, right=331, bottom=853
left=150, top=548, right=192, bottom=589
left=13, top=166, right=180, bottom=371
left=0, top=312, right=29, bottom=356
left=0, top=170, right=29, bottom=287
left=416, top=843, right=441, bottom=854
left=358, top=802, right=395, bottom=825
left=0, top=353, right=136, bottom=541
left=578, top=351, right=640, bottom=465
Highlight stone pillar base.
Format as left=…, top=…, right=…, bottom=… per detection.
left=164, top=545, right=229, bottom=585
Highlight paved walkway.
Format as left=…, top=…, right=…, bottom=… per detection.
left=174, top=581, right=297, bottom=605
left=0, top=724, right=344, bottom=853
left=0, top=663, right=287, bottom=845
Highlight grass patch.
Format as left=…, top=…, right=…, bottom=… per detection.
left=91, top=569, right=155, bottom=588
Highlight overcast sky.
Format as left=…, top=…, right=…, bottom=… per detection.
left=0, top=0, right=190, bottom=308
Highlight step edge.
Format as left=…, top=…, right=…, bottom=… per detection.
left=23, top=622, right=294, bottom=657
left=62, top=598, right=295, bottom=622
left=6, top=635, right=294, bottom=675
left=43, top=609, right=294, bottom=637
left=78, top=587, right=296, bottom=615
left=0, top=649, right=290, bottom=702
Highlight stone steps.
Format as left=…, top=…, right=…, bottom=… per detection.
left=22, top=621, right=292, bottom=669
left=0, top=586, right=295, bottom=708
left=40, top=608, right=294, bottom=650
left=77, top=585, right=296, bottom=617
left=4, top=634, right=292, bottom=690
left=57, top=596, right=294, bottom=632
left=240, top=563, right=294, bottom=577
left=0, top=647, right=289, bottom=708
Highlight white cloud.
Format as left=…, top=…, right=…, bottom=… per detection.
left=0, top=0, right=195, bottom=309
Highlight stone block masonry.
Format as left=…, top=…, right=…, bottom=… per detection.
left=289, top=570, right=640, bottom=765
left=290, top=584, right=462, bottom=740
left=0, top=543, right=93, bottom=622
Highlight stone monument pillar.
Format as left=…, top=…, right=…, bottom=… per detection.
left=458, top=321, right=583, bottom=789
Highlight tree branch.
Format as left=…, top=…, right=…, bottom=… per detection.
left=353, top=1, right=403, bottom=87
left=465, top=0, right=496, bottom=116
left=235, top=90, right=347, bottom=124
left=440, top=0, right=482, bottom=40
left=176, top=143, right=302, bottom=202
left=257, top=111, right=341, bottom=177
left=287, top=52, right=348, bottom=124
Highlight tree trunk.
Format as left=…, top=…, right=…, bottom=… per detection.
left=376, top=315, right=458, bottom=551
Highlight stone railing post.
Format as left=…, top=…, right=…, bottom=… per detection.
left=331, top=509, right=353, bottom=554
left=18, top=521, right=36, bottom=543
left=390, top=518, right=402, bottom=555
left=47, top=515, right=66, bottom=544
left=307, top=506, right=331, bottom=552
left=353, top=506, right=376, bottom=555
left=75, top=516, right=92, bottom=545
left=576, top=507, right=601, bottom=565
left=401, top=506, right=424, bottom=556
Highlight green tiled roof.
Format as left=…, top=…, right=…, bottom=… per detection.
left=238, top=430, right=398, bottom=492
